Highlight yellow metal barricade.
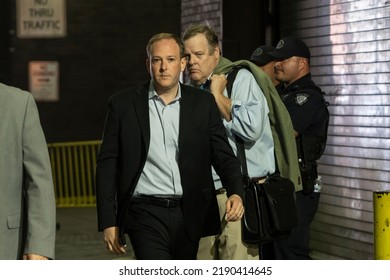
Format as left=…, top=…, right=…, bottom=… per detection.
left=373, top=191, right=390, bottom=259
left=47, top=140, right=101, bottom=207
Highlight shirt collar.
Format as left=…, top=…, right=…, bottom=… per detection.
left=148, top=80, right=182, bottom=101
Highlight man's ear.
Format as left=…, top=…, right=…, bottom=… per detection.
left=180, top=57, right=187, bottom=72
left=213, top=46, right=221, bottom=60
left=297, top=58, right=306, bottom=71
left=301, top=58, right=309, bottom=69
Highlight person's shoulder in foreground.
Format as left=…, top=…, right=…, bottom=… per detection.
left=0, top=82, right=56, bottom=260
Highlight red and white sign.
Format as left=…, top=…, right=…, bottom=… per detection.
left=29, top=61, right=59, bottom=101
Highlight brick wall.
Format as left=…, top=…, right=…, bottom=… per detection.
left=181, top=0, right=222, bottom=37
left=6, top=0, right=180, bottom=142
left=181, top=0, right=267, bottom=62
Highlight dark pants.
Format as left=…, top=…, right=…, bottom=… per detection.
left=261, top=191, right=320, bottom=260
left=125, top=199, right=199, bottom=260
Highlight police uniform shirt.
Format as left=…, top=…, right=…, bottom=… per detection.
left=277, top=73, right=328, bottom=137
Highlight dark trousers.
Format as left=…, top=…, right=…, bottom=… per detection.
left=124, top=199, right=199, bottom=260
left=261, top=191, right=320, bottom=260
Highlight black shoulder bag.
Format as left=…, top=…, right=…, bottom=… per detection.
left=236, top=137, right=299, bottom=244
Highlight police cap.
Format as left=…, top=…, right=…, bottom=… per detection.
left=269, top=36, right=310, bottom=61
left=250, top=45, right=276, bottom=66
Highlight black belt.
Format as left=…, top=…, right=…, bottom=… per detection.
left=215, top=188, right=226, bottom=195
left=250, top=175, right=267, bottom=184
left=131, top=196, right=181, bottom=208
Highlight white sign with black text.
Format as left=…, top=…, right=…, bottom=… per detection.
left=17, top=0, right=66, bottom=38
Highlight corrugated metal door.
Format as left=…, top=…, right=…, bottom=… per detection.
left=278, top=0, right=390, bottom=259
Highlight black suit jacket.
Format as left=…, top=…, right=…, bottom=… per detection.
left=96, top=82, right=243, bottom=241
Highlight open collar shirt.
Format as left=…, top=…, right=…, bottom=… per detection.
left=133, top=81, right=183, bottom=197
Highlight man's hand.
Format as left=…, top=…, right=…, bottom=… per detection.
left=225, top=194, right=244, bottom=222
left=23, top=254, right=49, bottom=260
left=103, top=226, right=127, bottom=255
left=210, top=74, right=227, bottom=98
left=209, top=74, right=232, bottom=121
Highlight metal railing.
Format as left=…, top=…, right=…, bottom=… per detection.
left=47, top=140, right=101, bottom=207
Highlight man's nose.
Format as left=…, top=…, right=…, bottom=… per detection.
left=160, top=60, right=167, bottom=70
left=274, top=62, right=282, bottom=69
left=187, top=55, right=195, bottom=65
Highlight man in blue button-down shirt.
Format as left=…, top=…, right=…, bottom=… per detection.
left=183, top=24, right=276, bottom=260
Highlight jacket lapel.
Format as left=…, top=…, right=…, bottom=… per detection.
left=178, top=84, right=193, bottom=161
left=134, top=83, right=151, bottom=151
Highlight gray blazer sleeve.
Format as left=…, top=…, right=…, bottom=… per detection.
left=22, top=93, right=56, bottom=259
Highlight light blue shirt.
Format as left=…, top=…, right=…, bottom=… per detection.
left=190, top=69, right=276, bottom=189
left=133, top=81, right=183, bottom=197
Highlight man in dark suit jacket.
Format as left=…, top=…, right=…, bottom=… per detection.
left=96, top=33, right=244, bottom=260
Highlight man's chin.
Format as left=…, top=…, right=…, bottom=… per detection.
left=188, top=74, right=201, bottom=85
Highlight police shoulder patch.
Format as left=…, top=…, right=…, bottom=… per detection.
left=295, top=93, right=310, bottom=105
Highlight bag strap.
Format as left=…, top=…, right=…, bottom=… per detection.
left=226, top=66, right=243, bottom=99
left=225, top=66, right=250, bottom=179
left=235, top=136, right=249, bottom=179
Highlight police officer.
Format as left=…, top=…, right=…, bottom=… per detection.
left=269, top=36, right=329, bottom=259
left=249, top=45, right=279, bottom=86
